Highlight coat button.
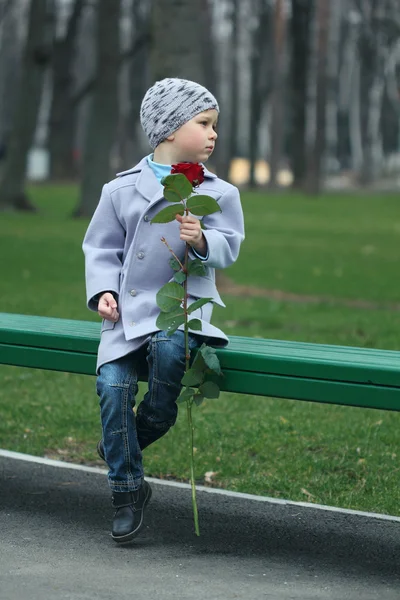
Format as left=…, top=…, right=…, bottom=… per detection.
left=129, top=321, right=135, bottom=327
left=137, top=252, right=144, bottom=259
left=130, top=289, right=137, bottom=296
left=144, top=215, right=150, bottom=222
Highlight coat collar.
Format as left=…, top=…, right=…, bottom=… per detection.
left=116, top=157, right=217, bottom=203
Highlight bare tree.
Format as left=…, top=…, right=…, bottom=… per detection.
left=125, top=0, right=151, bottom=165
left=325, top=0, right=343, bottom=174
left=48, top=0, right=84, bottom=180
left=229, top=0, right=240, bottom=163
left=269, top=0, right=288, bottom=188
left=304, top=0, right=329, bottom=195
left=0, top=0, right=53, bottom=211
left=74, top=0, right=121, bottom=218
left=337, top=8, right=358, bottom=170
left=213, top=0, right=238, bottom=182
left=0, top=2, right=22, bottom=152
left=150, top=0, right=210, bottom=86
left=249, top=0, right=272, bottom=188
left=289, top=0, right=313, bottom=188
left=355, top=0, right=400, bottom=184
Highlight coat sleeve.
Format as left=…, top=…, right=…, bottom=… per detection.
left=189, top=185, right=245, bottom=269
left=82, top=183, right=126, bottom=311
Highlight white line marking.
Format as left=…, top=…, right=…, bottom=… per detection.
left=1, top=448, right=400, bottom=523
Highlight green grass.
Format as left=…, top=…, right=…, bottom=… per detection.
left=1, top=184, right=400, bottom=515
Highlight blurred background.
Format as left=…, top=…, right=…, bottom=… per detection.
left=1, top=0, right=400, bottom=511
left=0, top=0, right=400, bottom=214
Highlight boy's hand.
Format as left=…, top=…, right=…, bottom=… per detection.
left=98, top=292, right=119, bottom=322
left=176, top=214, right=206, bottom=254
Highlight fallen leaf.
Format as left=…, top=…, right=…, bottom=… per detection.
left=301, top=488, right=315, bottom=499
left=204, top=471, right=218, bottom=483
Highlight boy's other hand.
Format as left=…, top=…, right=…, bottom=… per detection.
left=98, top=292, right=120, bottom=322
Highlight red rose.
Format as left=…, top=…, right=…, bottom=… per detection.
left=171, top=162, right=205, bottom=187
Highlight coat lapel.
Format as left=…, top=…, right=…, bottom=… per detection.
left=136, top=163, right=163, bottom=204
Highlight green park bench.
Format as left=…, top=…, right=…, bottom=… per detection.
left=1, top=312, right=400, bottom=412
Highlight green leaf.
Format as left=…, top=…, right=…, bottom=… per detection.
left=162, top=173, right=193, bottom=199
left=193, top=393, right=205, bottom=407
left=188, top=318, right=202, bottom=331
left=150, top=204, right=184, bottom=224
left=181, top=368, right=204, bottom=387
left=174, top=270, right=187, bottom=284
left=200, top=221, right=207, bottom=230
left=169, top=257, right=181, bottom=271
left=198, top=381, right=220, bottom=399
left=166, top=324, right=181, bottom=337
left=187, top=259, right=206, bottom=276
left=156, top=282, right=184, bottom=312
left=191, top=348, right=207, bottom=372
left=156, top=309, right=185, bottom=331
left=177, top=386, right=196, bottom=404
left=187, top=297, right=212, bottom=314
left=164, top=188, right=182, bottom=203
left=187, top=195, right=221, bottom=216
left=200, top=344, right=222, bottom=375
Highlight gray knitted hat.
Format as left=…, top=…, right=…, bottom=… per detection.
left=140, top=78, right=219, bottom=149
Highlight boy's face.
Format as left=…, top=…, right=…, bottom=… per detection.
left=167, top=109, right=218, bottom=163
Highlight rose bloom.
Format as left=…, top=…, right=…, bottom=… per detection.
left=171, top=162, right=205, bottom=187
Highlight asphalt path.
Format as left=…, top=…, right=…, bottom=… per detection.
left=1, top=454, right=400, bottom=600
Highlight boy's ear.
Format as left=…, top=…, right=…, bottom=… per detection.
left=166, top=134, right=175, bottom=141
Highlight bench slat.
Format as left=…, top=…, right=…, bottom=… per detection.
left=1, top=313, right=400, bottom=410
left=1, top=343, right=399, bottom=411
left=1, top=313, right=399, bottom=387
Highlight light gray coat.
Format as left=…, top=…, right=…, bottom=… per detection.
left=82, top=157, right=245, bottom=372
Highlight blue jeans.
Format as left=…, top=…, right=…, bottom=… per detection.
left=96, top=330, right=201, bottom=492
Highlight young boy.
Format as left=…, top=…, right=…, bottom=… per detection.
left=82, top=78, right=245, bottom=543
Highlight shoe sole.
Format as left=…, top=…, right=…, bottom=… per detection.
left=111, top=484, right=152, bottom=544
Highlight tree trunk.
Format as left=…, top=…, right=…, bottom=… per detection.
left=337, top=11, right=354, bottom=169
left=213, top=0, right=235, bottom=182
left=289, top=0, right=313, bottom=189
left=200, top=0, right=218, bottom=97
left=0, top=2, right=21, bottom=148
left=349, top=56, right=363, bottom=172
left=304, top=0, right=329, bottom=195
left=358, top=26, right=385, bottom=184
left=269, top=0, right=287, bottom=188
left=126, top=0, right=150, bottom=165
left=249, top=49, right=261, bottom=188
left=48, top=0, right=84, bottom=180
left=359, top=70, right=385, bottom=184
left=0, top=0, right=51, bottom=210
left=74, top=0, right=121, bottom=218
left=229, top=0, right=239, bottom=161
left=249, top=0, right=272, bottom=188
left=325, top=0, right=342, bottom=174
left=150, top=0, right=209, bottom=86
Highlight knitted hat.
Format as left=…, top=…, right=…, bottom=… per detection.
left=140, top=78, right=219, bottom=149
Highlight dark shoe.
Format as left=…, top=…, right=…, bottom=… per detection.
left=97, top=439, right=105, bottom=461
left=111, top=481, right=152, bottom=543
